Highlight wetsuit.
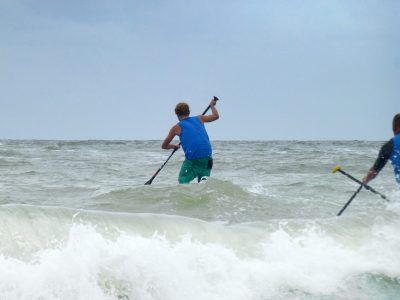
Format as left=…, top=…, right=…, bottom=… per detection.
left=178, top=116, right=213, bottom=183
left=372, top=133, right=400, bottom=185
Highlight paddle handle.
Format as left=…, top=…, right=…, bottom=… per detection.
left=201, top=96, right=219, bottom=115
left=332, top=165, right=389, bottom=201
left=337, top=169, right=388, bottom=201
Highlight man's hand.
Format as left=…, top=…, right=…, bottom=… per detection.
left=162, top=125, right=181, bottom=150
left=363, top=169, right=377, bottom=185
left=200, top=100, right=219, bottom=123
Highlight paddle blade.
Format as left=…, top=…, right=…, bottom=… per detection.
left=144, top=179, right=153, bottom=185
left=144, top=174, right=157, bottom=185
left=332, top=165, right=341, bottom=173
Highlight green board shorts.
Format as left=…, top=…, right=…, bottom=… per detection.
left=178, top=157, right=213, bottom=184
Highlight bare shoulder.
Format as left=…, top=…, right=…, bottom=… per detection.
left=197, top=115, right=205, bottom=124
left=172, top=124, right=181, bottom=135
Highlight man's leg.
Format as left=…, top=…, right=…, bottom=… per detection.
left=194, top=157, right=213, bottom=182
left=178, top=159, right=196, bottom=184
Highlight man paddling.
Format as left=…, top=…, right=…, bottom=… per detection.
left=162, top=99, right=219, bottom=183
left=363, top=113, right=400, bottom=186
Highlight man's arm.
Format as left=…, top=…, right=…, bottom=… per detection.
left=363, top=140, right=393, bottom=184
left=161, top=125, right=181, bottom=150
left=199, top=99, right=219, bottom=123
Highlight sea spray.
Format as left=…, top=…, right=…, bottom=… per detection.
left=0, top=205, right=400, bottom=299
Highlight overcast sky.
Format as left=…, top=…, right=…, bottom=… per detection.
left=0, top=0, right=399, bottom=140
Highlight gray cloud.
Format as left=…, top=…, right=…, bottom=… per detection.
left=0, top=0, right=398, bottom=140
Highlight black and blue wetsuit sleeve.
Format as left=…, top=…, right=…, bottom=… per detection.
left=372, top=139, right=393, bottom=173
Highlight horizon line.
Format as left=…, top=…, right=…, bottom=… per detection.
left=0, top=138, right=386, bottom=142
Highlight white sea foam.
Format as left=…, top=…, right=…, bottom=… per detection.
left=0, top=209, right=399, bottom=300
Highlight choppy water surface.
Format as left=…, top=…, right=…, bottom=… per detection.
left=0, top=140, right=399, bottom=299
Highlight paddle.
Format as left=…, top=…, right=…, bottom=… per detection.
left=144, top=96, right=219, bottom=185
left=336, top=185, right=363, bottom=216
left=332, top=165, right=389, bottom=201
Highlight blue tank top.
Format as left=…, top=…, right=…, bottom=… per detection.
left=178, top=116, right=212, bottom=160
left=390, top=133, right=400, bottom=184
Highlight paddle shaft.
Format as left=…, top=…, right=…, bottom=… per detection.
left=337, top=185, right=363, bottom=216
left=337, top=169, right=389, bottom=201
left=144, top=97, right=219, bottom=185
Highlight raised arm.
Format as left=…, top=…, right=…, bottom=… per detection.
left=199, top=99, right=219, bottom=123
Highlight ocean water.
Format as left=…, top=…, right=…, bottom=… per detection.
left=0, top=140, right=399, bottom=300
